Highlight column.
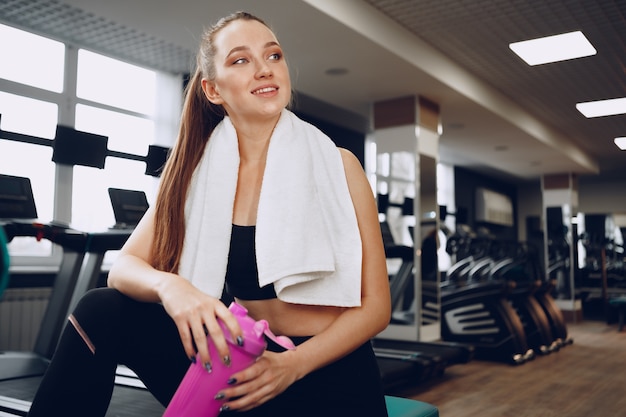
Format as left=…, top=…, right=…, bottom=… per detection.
left=542, top=173, right=581, bottom=322
left=367, top=95, right=441, bottom=342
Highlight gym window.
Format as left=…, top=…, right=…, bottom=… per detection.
left=0, top=22, right=182, bottom=265
left=0, top=24, right=65, bottom=93
left=76, top=49, right=157, bottom=115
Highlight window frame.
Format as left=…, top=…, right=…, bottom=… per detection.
left=0, top=24, right=181, bottom=270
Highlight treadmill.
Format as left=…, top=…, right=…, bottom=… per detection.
left=0, top=221, right=89, bottom=375
left=0, top=174, right=90, bottom=379
left=0, top=175, right=90, bottom=414
left=0, top=176, right=161, bottom=416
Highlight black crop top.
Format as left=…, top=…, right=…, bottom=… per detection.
left=225, top=224, right=277, bottom=300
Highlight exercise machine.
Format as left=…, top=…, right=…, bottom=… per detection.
left=439, top=232, right=534, bottom=365
left=488, top=242, right=559, bottom=354
left=0, top=175, right=147, bottom=416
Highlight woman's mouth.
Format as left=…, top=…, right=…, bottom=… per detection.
left=252, top=87, right=277, bottom=95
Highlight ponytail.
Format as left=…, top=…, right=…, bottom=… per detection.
left=150, top=69, right=224, bottom=273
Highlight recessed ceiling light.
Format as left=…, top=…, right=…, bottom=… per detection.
left=615, top=137, right=626, bottom=150
left=576, top=97, right=626, bottom=118
left=509, top=31, right=596, bottom=65
left=325, top=67, right=349, bottom=76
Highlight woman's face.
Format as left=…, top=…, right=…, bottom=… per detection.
left=202, top=19, right=291, bottom=124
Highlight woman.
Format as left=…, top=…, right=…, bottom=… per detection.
left=28, top=11, right=391, bottom=416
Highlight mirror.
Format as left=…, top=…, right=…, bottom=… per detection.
left=545, top=205, right=574, bottom=301
left=418, top=155, right=440, bottom=339
left=369, top=127, right=440, bottom=342
left=376, top=149, right=418, bottom=330
left=575, top=212, right=625, bottom=320
left=368, top=122, right=421, bottom=341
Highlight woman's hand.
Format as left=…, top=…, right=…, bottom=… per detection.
left=215, top=349, right=300, bottom=412
left=158, top=276, right=242, bottom=371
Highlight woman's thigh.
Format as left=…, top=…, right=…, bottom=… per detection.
left=76, top=287, right=190, bottom=406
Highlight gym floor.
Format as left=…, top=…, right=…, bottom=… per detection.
left=397, top=319, right=626, bottom=417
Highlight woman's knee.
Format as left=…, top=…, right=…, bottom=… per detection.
left=69, top=288, right=127, bottom=345
left=73, top=287, right=125, bottom=317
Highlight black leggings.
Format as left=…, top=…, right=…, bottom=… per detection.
left=28, top=288, right=388, bottom=417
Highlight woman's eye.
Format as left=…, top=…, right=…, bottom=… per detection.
left=233, top=58, right=248, bottom=65
left=269, top=52, right=282, bottom=61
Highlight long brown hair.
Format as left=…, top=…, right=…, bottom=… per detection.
left=151, top=12, right=270, bottom=273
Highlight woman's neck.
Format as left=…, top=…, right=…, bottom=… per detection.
left=232, top=113, right=281, bottom=163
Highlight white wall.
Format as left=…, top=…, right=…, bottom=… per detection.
left=578, top=177, right=626, bottom=215
left=516, top=177, right=626, bottom=241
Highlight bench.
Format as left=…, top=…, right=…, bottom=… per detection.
left=385, top=395, right=439, bottom=417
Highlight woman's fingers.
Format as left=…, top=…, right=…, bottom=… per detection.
left=217, top=303, right=244, bottom=348
left=190, top=318, right=213, bottom=370
left=188, top=301, right=240, bottom=371
left=163, top=284, right=242, bottom=372
left=204, top=302, right=245, bottom=368
left=175, top=322, right=197, bottom=362
left=217, top=353, right=294, bottom=411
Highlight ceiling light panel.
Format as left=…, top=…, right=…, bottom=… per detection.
left=615, top=137, right=626, bottom=150
left=509, top=31, right=596, bottom=65
left=576, top=97, right=626, bottom=118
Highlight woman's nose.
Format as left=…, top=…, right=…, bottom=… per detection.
left=255, top=61, right=273, bottom=78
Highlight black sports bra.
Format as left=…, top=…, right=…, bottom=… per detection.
left=225, top=224, right=277, bottom=300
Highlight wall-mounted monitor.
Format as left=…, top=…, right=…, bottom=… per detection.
left=145, top=145, right=170, bottom=177
left=475, top=187, right=513, bottom=227
left=52, top=125, right=108, bottom=168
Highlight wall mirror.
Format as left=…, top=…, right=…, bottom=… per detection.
left=369, top=124, right=440, bottom=342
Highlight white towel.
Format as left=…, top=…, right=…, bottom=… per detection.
left=178, top=109, right=362, bottom=307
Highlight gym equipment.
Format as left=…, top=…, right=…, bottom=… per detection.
left=0, top=174, right=89, bottom=380
left=609, top=296, right=626, bottom=331
left=385, top=396, right=439, bottom=417
left=440, top=233, right=534, bottom=365
left=376, top=221, right=474, bottom=391
left=0, top=223, right=137, bottom=416
left=381, top=220, right=416, bottom=325
left=108, top=188, right=149, bottom=229
left=0, top=226, right=9, bottom=296
left=0, top=174, right=137, bottom=415
left=374, top=337, right=473, bottom=392
left=440, top=278, right=531, bottom=364
left=489, top=242, right=559, bottom=354
left=525, top=239, right=572, bottom=348
left=65, top=228, right=132, bottom=314
left=0, top=221, right=89, bottom=380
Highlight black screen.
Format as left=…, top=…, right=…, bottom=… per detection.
left=145, top=145, right=170, bottom=177
left=108, top=188, right=149, bottom=227
left=52, top=125, right=108, bottom=168
left=0, top=174, right=38, bottom=219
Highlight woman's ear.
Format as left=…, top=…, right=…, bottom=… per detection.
left=201, top=78, right=224, bottom=105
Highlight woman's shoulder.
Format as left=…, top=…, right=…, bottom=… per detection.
left=337, top=148, right=369, bottom=189
left=338, top=147, right=361, bottom=170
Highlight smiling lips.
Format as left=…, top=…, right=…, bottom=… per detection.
left=252, top=86, right=277, bottom=95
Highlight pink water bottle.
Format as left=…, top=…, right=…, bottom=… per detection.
left=163, top=302, right=295, bottom=417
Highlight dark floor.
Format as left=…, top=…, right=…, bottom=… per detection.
left=2, top=316, right=623, bottom=416
left=398, top=319, right=626, bottom=417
